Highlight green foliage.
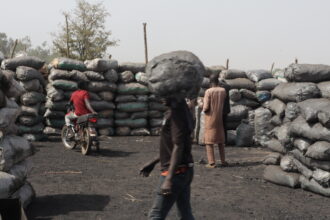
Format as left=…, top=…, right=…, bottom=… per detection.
left=52, top=0, right=117, bottom=61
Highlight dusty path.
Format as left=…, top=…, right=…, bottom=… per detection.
left=26, top=137, right=329, bottom=220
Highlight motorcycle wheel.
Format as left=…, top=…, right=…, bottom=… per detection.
left=61, top=125, right=76, bottom=149
left=81, top=128, right=91, bottom=155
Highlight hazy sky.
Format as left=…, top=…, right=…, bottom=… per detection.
left=1, top=0, right=330, bottom=69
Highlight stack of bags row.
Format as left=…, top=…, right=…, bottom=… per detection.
left=1, top=56, right=47, bottom=142
left=261, top=63, right=330, bottom=197
left=0, top=68, right=35, bottom=208
left=220, top=69, right=280, bottom=147
left=44, top=58, right=117, bottom=137
left=114, top=63, right=151, bottom=136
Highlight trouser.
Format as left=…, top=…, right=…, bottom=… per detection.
left=65, top=112, right=78, bottom=126
left=148, top=168, right=195, bottom=220
left=0, top=199, right=21, bottom=220
left=206, top=144, right=226, bottom=165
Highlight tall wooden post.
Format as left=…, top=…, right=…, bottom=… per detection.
left=10, top=39, right=18, bottom=58
left=270, top=62, right=275, bottom=72
left=143, top=23, right=148, bottom=64
left=65, top=13, right=70, bottom=58
left=225, top=58, right=229, bottom=70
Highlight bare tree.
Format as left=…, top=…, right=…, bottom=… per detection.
left=52, top=0, right=117, bottom=60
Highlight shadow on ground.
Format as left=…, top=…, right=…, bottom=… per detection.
left=26, top=194, right=110, bottom=219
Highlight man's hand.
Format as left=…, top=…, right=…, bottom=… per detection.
left=139, top=163, right=156, bottom=177
left=161, top=179, right=172, bottom=195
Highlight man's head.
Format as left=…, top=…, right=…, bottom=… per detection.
left=209, top=74, right=219, bottom=87
left=77, top=81, right=88, bottom=90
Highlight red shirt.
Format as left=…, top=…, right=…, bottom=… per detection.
left=70, top=90, right=92, bottom=116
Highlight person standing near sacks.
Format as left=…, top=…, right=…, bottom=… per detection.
left=202, top=74, right=229, bottom=168
left=218, top=77, right=231, bottom=144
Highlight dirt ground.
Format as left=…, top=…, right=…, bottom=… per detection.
left=25, top=136, right=329, bottom=220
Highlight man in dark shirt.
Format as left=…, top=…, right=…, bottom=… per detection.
left=140, top=98, right=195, bottom=220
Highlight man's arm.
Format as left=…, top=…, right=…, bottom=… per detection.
left=161, top=143, right=184, bottom=194
left=202, top=91, right=210, bottom=113
left=84, top=98, right=97, bottom=114
left=140, top=156, right=160, bottom=177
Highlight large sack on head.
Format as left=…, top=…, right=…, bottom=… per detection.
left=263, top=165, right=300, bottom=188
left=84, top=71, right=105, bottom=81
left=119, top=62, right=146, bottom=73
left=119, top=71, right=135, bottom=83
left=246, top=69, right=272, bottom=82
left=48, top=69, right=73, bottom=81
left=52, top=80, right=78, bottom=91
left=88, top=81, right=117, bottom=92
left=256, top=91, right=271, bottom=103
left=300, top=175, right=330, bottom=197
left=115, top=127, right=131, bottom=136
left=135, top=72, right=149, bottom=86
left=130, top=128, right=150, bottom=136
left=235, top=121, right=254, bottom=147
left=227, top=105, right=250, bottom=122
left=225, top=78, right=256, bottom=91
left=146, top=51, right=204, bottom=99
left=85, top=58, right=118, bottom=72
left=19, top=79, right=41, bottom=92
left=305, top=141, right=330, bottom=161
left=285, top=63, right=330, bottom=83
left=104, top=69, right=118, bottom=82
left=206, top=65, right=225, bottom=77
left=117, top=83, right=149, bottom=95
left=20, top=92, right=46, bottom=106
left=285, top=102, right=300, bottom=121
left=16, top=66, right=45, bottom=85
left=0, top=135, right=32, bottom=172
left=90, top=101, right=115, bottom=111
left=256, top=78, right=281, bottom=91
left=272, top=83, right=320, bottom=102
left=221, top=69, right=246, bottom=79
left=297, top=98, right=330, bottom=123
left=50, top=57, right=86, bottom=71
left=1, top=56, right=45, bottom=70
left=115, top=118, right=147, bottom=128
left=18, top=123, right=44, bottom=134
left=117, top=102, right=148, bottom=113
left=291, top=149, right=330, bottom=172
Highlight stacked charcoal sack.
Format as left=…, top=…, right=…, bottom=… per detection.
left=44, top=58, right=117, bottom=137
left=115, top=63, right=150, bottom=136
left=219, top=69, right=271, bottom=147
left=1, top=56, right=46, bottom=141
left=262, top=63, right=330, bottom=197
left=0, top=68, right=35, bottom=208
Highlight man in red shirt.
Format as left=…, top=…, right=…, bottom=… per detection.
left=65, top=81, right=96, bottom=126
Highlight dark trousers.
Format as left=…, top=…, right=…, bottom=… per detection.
left=0, top=199, right=21, bottom=220
left=148, top=168, right=194, bottom=220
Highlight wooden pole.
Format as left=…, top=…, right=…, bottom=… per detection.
left=143, top=23, right=148, bottom=64
left=225, top=58, right=229, bottom=70
left=65, top=13, right=70, bottom=58
left=10, top=39, right=18, bottom=58
left=270, top=62, right=275, bottom=72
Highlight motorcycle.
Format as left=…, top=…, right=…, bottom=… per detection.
left=61, top=104, right=99, bottom=155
